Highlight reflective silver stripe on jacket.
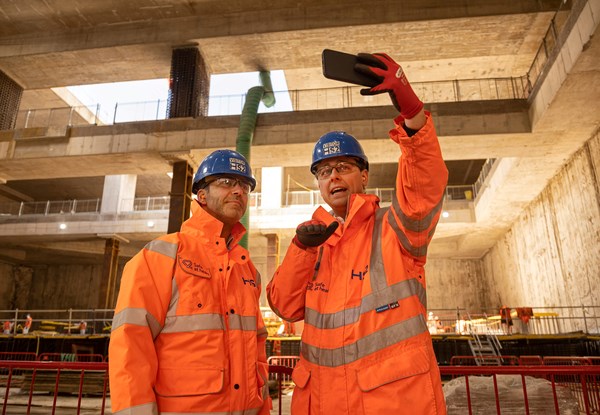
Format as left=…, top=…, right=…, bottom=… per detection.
left=301, top=207, right=428, bottom=366
left=257, top=326, right=268, bottom=338
left=112, top=308, right=162, bottom=339
left=162, top=313, right=225, bottom=333
left=302, top=314, right=428, bottom=367
left=304, top=207, right=425, bottom=330
left=387, top=208, right=429, bottom=257
left=228, top=314, right=257, bottom=331
left=161, top=409, right=260, bottom=415
left=369, top=207, right=389, bottom=293
left=113, top=401, right=158, bottom=415
left=304, top=279, right=426, bottom=330
left=255, top=269, right=262, bottom=286
left=145, top=239, right=178, bottom=259
left=113, top=391, right=263, bottom=414
left=387, top=193, right=445, bottom=258
left=391, top=190, right=444, bottom=233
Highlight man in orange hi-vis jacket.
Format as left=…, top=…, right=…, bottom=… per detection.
left=267, top=53, right=448, bottom=414
left=109, top=149, right=271, bottom=415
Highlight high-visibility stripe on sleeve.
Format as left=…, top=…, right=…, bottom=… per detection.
left=391, top=190, right=444, bottom=233
left=112, top=308, right=162, bottom=339
left=145, top=239, right=178, bottom=259
left=161, top=313, right=225, bottom=333
left=386, top=209, right=429, bottom=257
left=301, top=314, right=428, bottom=367
left=257, top=326, right=268, bottom=338
left=113, top=402, right=158, bottom=415
left=304, top=278, right=426, bottom=330
left=228, top=314, right=258, bottom=331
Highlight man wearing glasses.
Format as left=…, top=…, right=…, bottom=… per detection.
left=109, top=149, right=271, bottom=415
left=267, top=53, right=448, bottom=414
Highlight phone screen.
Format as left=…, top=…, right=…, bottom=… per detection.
left=321, top=49, right=378, bottom=88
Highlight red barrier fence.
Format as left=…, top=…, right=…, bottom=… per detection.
left=1, top=360, right=293, bottom=415
left=440, top=365, right=600, bottom=415
left=1, top=358, right=599, bottom=414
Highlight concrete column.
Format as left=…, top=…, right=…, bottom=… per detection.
left=100, top=175, right=137, bottom=214
left=97, top=238, right=120, bottom=309
left=168, top=46, right=210, bottom=118
left=261, top=166, right=283, bottom=208
left=168, top=160, right=193, bottom=234
left=0, top=70, right=23, bottom=130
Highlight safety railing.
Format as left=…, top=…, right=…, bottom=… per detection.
left=3, top=305, right=600, bottom=337
left=1, top=308, right=113, bottom=337
left=2, top=358, right=599, bottom=415
left=9, top=76, right=531, bottom=131
left=425, top=305, right=600, bottom=336
left=0, top=196, right=169, bottom=218
left=440, top=364, right=600, bottom=415
left=0, top=360, right=294, bottom=415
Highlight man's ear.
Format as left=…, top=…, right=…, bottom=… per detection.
left=197, top=188, right=207, bottom=205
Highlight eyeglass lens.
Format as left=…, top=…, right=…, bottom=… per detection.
left=214, top=177, right=251, bottom=193
left=316, top=162, right=357, bottom=179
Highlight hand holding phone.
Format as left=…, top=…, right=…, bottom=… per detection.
left=321, top=49, right=379, bottom=87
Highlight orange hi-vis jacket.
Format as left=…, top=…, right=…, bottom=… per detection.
left=267, top=114, right=448, bottom=415
left=109, top=201, right=271, bottom=415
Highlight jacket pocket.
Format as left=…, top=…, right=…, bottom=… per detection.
left=356, top=346, right=439, bottom=415
left=290, top=362, right=311, bottom=413
left=155, top=367, right=224, bottom=397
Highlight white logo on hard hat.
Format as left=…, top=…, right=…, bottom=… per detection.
left=229, top=158, right=247, bottom=173
left=323, top=140, right=341, bottom=155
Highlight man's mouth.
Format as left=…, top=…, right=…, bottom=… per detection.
left=330, top=187, right=347, bottom=195
left=227, top=199, right=243, bottom=207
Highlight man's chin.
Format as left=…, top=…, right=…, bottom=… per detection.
left=327, top=197, right=348, bottom=210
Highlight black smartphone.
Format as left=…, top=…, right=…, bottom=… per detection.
left=321, top=49, right=379, bottom=88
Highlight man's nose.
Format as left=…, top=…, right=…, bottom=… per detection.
left=231, top=182, right=247, bottom=194
left=329, top=167, right=342, bottom=179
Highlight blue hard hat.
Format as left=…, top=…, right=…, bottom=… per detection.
left=193, top=149, right=256, bottom=191
left=310, top=131, right=369, bottom=174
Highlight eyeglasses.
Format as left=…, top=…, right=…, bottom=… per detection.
left=208, top=177, right=252, bottom=194
left=314, top=161, right=359, bottom=180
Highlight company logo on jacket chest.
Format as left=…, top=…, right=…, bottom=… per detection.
left=178, top=256, right=210, bottom=278
left=351, top=265, right=368, bottom=281
left=307, top=281, right=329, bottom=293
left=242, top=276, right=256, bottom=287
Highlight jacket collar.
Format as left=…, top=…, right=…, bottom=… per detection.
left=314, top=193, right=380, bottom=244
left=181, top=201, right=247, bottom=249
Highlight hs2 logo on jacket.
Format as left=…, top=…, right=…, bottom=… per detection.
left=242, top=276, right=256, bottom=287
left=351, top=265, right=368, bottom=281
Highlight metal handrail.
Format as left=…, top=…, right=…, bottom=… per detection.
left=8, top=76, right=528, bottom=131
left=2, top=305, right=599, bottom=336
left=0, top=185, right=477, bottom=219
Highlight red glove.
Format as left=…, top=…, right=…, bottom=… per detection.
left=355, top=53, right=423, bottom=119
left=293, top=220, right=339, bottom=248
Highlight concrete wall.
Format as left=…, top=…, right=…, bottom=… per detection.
left=483, top=130, right=600, bottom=331
left=0, top=261, right=15, bottom=309
left=28, top=264, right=115, bottom=310
left=425, top=258, right=488, bottom=313
left=0, top=262, right=33, bottom=310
